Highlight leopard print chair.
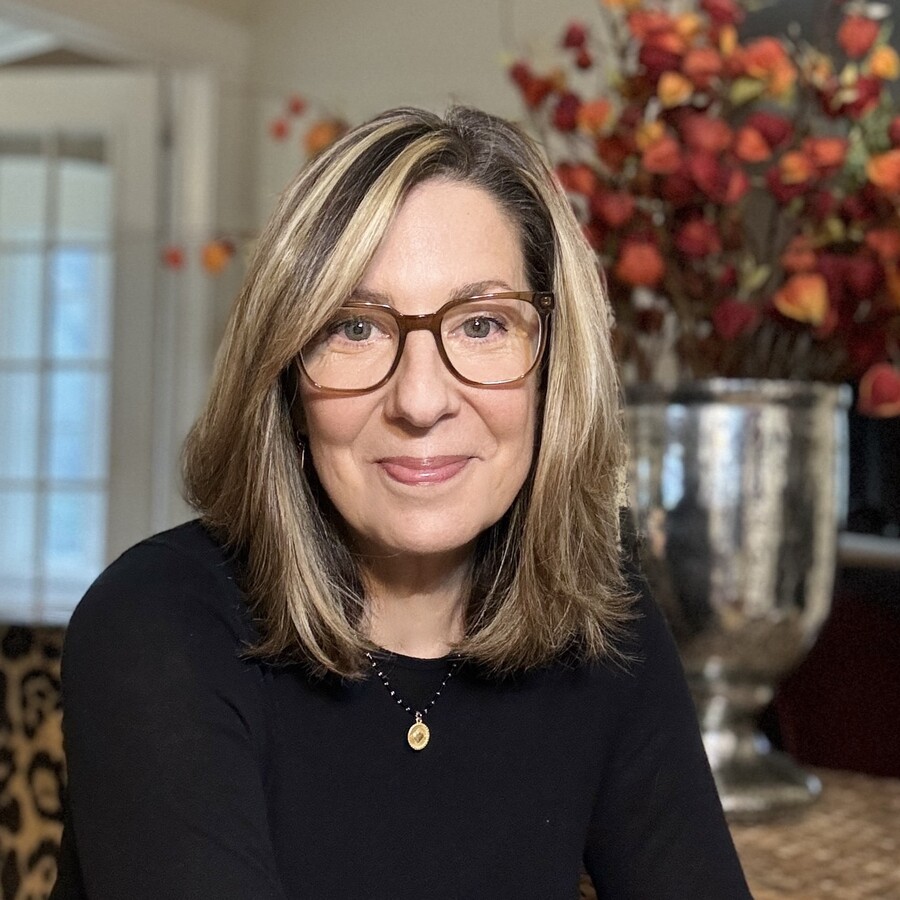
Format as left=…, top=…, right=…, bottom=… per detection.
left=0, top=626, right=65, bottom=900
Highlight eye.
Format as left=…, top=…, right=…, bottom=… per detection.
left=323, top=313, right=393, bottom=346
left=461, top=315, right=507, bottom=339
left=333, top=317, right=375, bottom=342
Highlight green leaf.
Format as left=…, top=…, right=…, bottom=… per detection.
left=743, top=264, right=773, bottom=293
left=729, top=77, right=766, bottom=106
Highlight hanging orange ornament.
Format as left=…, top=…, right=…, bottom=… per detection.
left=201, top=239, right=235, bottom=275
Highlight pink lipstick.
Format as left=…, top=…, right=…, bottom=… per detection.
left=378, top=456, right=470, bottom=485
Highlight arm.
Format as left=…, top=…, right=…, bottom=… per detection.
left=583, top=574, right=751, bottom=899
left=56, top=538, right=288, bottom=900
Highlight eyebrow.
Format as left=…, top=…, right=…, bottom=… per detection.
left=349, top=279, right=517, bottom=305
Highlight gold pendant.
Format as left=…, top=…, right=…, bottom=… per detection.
left=407, top=713, right=430, bottom=751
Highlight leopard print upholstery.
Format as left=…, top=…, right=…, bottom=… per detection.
left=0, top=626, right=65, bottom=900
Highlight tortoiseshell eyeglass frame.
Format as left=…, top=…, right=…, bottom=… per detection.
left=297, top=291, right=555, bottom=393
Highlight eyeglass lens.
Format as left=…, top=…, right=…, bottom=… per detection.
left=301, top=296, right=543, bottom=390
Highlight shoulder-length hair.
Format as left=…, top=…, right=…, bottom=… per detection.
left=183, top=105, right=631, bottom=679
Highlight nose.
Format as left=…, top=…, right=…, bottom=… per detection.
left=382, top=330, right=460, bottom=428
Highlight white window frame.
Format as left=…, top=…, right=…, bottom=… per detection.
left=0, top=1, right=251, bottom=623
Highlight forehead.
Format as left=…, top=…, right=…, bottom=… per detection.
left=356, top=179, right=527, bottom=306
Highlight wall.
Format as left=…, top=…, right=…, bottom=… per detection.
left=250, top=0, right=598, bottom=222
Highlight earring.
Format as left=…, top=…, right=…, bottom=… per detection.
left=297, top=438, right=307, bottom=470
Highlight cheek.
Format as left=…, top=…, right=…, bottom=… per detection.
left=484, top=384, right=540, bottom=476
left=299, top=394, right=373, bottom=473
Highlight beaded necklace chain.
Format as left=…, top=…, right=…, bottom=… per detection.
left=366, top=651, right=461, bottom=751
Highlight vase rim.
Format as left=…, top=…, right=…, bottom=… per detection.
left=624, top=378, right=852, bottom=408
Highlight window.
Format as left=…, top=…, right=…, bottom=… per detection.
left=0, top=134, right=113, bottom=623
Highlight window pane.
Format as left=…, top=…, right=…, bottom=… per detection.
left=50, top=249, right=112, bottom=360
left=0, top=252, right=43, bottom=360
left=44, top=489, right=105, bottom=581
left=0, top=152, right=48, bottom=242
left=47, top=370, right=109, bottom=480
left=57, top=156, right=111, bottom=242
left=0, top=490, right=36, bottom=623
left=0, top=372, right=40, bottom=479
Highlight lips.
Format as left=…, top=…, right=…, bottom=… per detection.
left=377, top=456, right=471, bottom=485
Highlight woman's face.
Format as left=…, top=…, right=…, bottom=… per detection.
left=298, top=178, right=541, bottom=562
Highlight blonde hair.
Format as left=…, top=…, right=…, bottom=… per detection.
left=183, top=106, right=631, bottom=678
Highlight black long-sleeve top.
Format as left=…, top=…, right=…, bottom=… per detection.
left=51, top=520, right=751, bottom=899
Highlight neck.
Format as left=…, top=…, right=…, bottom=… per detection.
left=361, top=547, right=472, bottom=659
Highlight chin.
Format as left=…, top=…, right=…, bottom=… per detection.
left=357, top=518, right=491, bottom=560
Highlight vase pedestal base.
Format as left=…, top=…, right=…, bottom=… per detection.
left=702, top=726, right=822, bottom=822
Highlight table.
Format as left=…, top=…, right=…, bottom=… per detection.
left=578, top=768, right=900, bottom=899
left=731, top=769, right=900, bottom=899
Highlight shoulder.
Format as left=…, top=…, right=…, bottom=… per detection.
left=546, top=564, right=680, bottom=701
left=64, top=520, right=257, bottom=679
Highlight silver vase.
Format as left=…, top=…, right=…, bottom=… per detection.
left=625, top=379, right=850, bottom=821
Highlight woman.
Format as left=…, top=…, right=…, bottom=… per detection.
left=52, top=106, right=750, bottom=898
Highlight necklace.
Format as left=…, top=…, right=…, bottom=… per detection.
left=366, top=651, right=460, bottom=751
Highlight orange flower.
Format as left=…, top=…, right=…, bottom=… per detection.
left=645, top=29, right=688, bottom=56
left=642, top=134, right=682, bottom=174
left=779, top=150, right=815, bottom=185
left=773, top=273, right=829, bottom=325
left=682, top=48, right=724, bottom=89
left=627, top=10, right=677, bottom=42
left=674, top=13, right=703, bottom=42
left=865, top=228, right=900, bottom=262
left=556, top=163, right=598, bottom=196
left=887, top=263, right=900, bottom=309
left=858, top=363, right=900, bottom=418
left=719, top=25, right=738, bottom=58
left=635, top=120, right=665, bottom=151
left=689, top=153, right=749, bottom=203
left=803, top=50, right=834, bottom=89
left=658, top=72, right=694, bottom=107
left=837, top=15, right=880, bottom=60
left=591, top=190, right=635, bottom=228
left=614, top=240, right=666, bottom=287
left=745, top=111, right=793, bottom=149
left=679, top=114, right=733, bottom=154
left=780, top=236, right=817, bottom=273
left=734, top=126, right=772, bottom=163
left=577, top=99, right=614, bottom=135
left=867, top=149, right=900, bottom=194
left=674, top=218, right=722, bottom=257
left=602, top=0, right=641, bottom=9
left=870, top=45, right=900, bottom=80
left=803, top=137, right=848, bottom=174
left=304, top=118, right=347, bottom=156
left=739, top=37, right=797, bottom=98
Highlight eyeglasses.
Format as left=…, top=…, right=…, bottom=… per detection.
left=298, top=291, right=555, bottom=392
